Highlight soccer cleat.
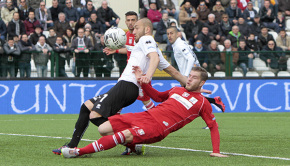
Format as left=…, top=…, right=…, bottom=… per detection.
left=202, top=126, right=209, bottom=130
left=214, top=96, right=225, bottom=112
left=52, top=144, right=70, bottom=155
left=61, top=147, right=80, bottom=158
left=134, top=144, right=146, bottom=155
left=121, top=147, right=132, bottom=155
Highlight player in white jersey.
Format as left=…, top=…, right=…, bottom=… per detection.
left=167, top=26, right=225, bottom=115
left=52, top=18, right=187, bottom=155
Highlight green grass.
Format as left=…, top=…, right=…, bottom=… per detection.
left=1, top=113, right=290, bottom=166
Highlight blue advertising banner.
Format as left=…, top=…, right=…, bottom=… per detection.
left=0, top=79, right=289, bottom=114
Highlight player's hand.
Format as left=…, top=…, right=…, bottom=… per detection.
left=210, top=153, right=229, bottom=157
left=140, top=75, right=151, bottom=84
left=201, top=89, right=212, bottom=94
left=103, top=47, right=116, bottom=55
left=132, top=66, right=143, bottom=82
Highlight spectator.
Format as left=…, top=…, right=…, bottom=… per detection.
left=220, top=13, right=234, bottom=39
left=204, top=13, right=224, bottom=44
left=278, top=0, right=290, bottom=16
left=97, top=0, right=120, bottom=31
left=196, top=26, right=212, bottom=47
left=147, top=3, right=162, bottom=29
left=154, top=12, right=170, bottom=44
left=53, top=12, right=71, bottom=37
left=29, top=25, right=44, bottom=45
left=225, top=0, right=242, bottom=24
left=7, top=12, right=26, bottom=38
left=63, top=0, right=80, bottom=28
left=58, top=0, right=66, bottom=8
left=207, top=40, right=225, bottom=75
left=196, top=1, right=211, bottom=23
left=63, top=28, right=75, bottom=48
left=93, top=34, right=112, bottom=77
left=35, top=1, right=54, bottom=30
left=1, top=0, right=18, bottom=26
left=258, top=26, right=274, bottom=49
left=250, top=14, right=263, bottom=37
left=221, top=0, right=230, bottom=8
left=18, top=0, right=33, bottom=21
left=50, top=0, right=63, bottom=22
left=27, top=0, right=40, bottom=10
left=180, top=0, right=200, bottom=9
left=259, top=0, right=280, bottom=33
left=179, top=1, right=196, bottom=29
left=33, top=35, right=52, bottom=77
left=84, top=27, right=96, bottom=49
left=47, top=28, right=57, bottom=47
left=276, top=12, right=285, bottom=30
left=237, top=17, right=251, bottom=38
left=74, top=16, right=86, bottom=35
left=2, top=37, right=21, bottom=77
left=184, top=13, right=204, bottom=46
left=246, top=33, right=260, bottom=54
left=221, top=39, right=239, bottom=70
left=18, top=33, right=35, bottom=78
left=82, top=0, right=96, bottom=21
left=260, top=40, right=287, bottom=71
left=276, top=29, right=290, bottom=53
left=24, top=11, right=40, bottom=36
left=139, top=0, right=161, bottom=18
left=212, top=0, right=226, bottom=22
left=0, top=18, right=7, bottom=41
left=192, top=40, right=209, bottom=69
left=243, top=1, right=258, bottom=25
left=237, top=40, right=254, bottom=75
left=53, top=36, right=70, bottom=77
left=237, top=0, right=250, bottom=11
left=204, top=0, right=217, bottom=10
left=0, top=37, right=5, bottom=77
left=227, top=25, right=244, bottom=48
left=160, top=0, right=179, bottom=21
left=71, top=28, right=93, bottom=77
left=88, top=13, right=103, bottom=36
left=73, top=0, right=85, bottom=16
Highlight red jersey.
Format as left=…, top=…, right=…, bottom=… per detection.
left=142, top=84, right=220, bottom=153
left=125, top=31, right=135, bottom=61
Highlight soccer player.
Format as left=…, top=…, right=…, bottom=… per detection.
left=61, top=67, right=229, bottom=158
left=52, top=18, right=187, bottom=155
left=167, top=26, right=225, bottom=113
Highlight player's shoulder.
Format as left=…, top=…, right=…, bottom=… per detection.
left=139, top=35, right=156, bottom=44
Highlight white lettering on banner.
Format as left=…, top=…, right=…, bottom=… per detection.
left=246, top=83, right=251, bottom=111
left=254, top=82, right=281, bottom=111
left=170, top=83, right=180, bottom=88
left=203, top=83, right=219, bottom=97
left=221, top=83, right=244, bottom=111
left=284, top=83, right=290, bottom=110
left=11, top=84, right=40, bottom=114
left=45, top=84, right=66, bottom=113
left=69, top=83, right=96, bottom=105
left=0, top=84, right=9, bottom=98
left=94, top=83, right=116, bottom=97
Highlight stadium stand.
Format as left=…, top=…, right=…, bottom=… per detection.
left=268, top=31, right=278, bottom=41
left=277, top=71, right=290, bottom=77
left=261, top=71, right=276, bottom=77
left=232, top=71, right=243, bottom=77
left=246, top=71, right=260, bottom=77
left=214, top=71, right=226, bottom=77
left=253, top=58, right=269, bottom=71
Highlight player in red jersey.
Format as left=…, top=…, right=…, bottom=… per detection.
left=61, top=66, right=229, bottom=158
left=104, top=11, right=155, bottom=110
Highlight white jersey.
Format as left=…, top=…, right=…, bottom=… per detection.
left=172, top=37, right=200, bottom=76
left=118, top=35, right=170, bottom=87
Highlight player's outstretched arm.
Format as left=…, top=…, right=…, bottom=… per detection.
left=163, top=65, right=187, bottom=86
left=103, top=47, right=127, bottom=55
left=140, top=52, right=160, bottom=84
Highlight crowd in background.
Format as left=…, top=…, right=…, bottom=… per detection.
left=0, top=0, right=289, bottom=78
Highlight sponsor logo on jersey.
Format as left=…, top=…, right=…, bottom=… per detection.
left=170, top=93, right=193, bottom=110
left=99, top=144, right=104, bottom=151
left=96, top=104, right=101, bottom=109
left=145, top=40, right=151, bottom=44
left=138, top=129, right=145, bottom=135
left=163, top=121, right=169, bottom=126
left=129, top=38, right=133, bottom=44
left=189, top=97, right=198, bottom=104
left=182, top=92, right=189, bottom=97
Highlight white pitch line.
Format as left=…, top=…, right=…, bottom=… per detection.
left=0, top=133, right=290, bottom=161
left=0, top=119, right=75, bottom=122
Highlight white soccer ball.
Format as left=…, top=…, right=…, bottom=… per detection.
left=104, top=27, right=126, bottom=50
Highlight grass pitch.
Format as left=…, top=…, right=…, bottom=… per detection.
left=1, top=113, right=290, bottom=166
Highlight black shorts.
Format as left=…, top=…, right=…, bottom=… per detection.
left=90, top=80, right=139, bottom=118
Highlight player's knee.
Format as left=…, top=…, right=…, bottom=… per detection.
left=122, top=129, right=133, bottom=143
left=98, top=121, right=113, bottom=136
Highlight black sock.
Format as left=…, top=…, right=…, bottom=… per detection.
left=90, top=117, right=108, bottom=127
left=205, top=97, right=215, bottom=104
left=68, top=104, right=90, bottom=148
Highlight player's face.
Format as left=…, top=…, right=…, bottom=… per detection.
left=167, top=28, right=178, bottom=44
left=125, top=15, right=137, bottom=31
left=133, top=21, right=145, bottom=43
left=185, top=71, right=204, bottom=92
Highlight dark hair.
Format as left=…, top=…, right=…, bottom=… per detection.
left=125, top=11, right=138, bottom=17
left=167, top=26, right=178, bottom=33
left=8, top=37, right=14, bottom=41
left=13, top=12, right=19, bottom=16
left=191, top=67, right=208, bottom=82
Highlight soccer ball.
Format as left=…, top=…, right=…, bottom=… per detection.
left=104, top=27, right=126, bottom=50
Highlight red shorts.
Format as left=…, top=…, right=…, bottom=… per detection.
left=108, top=111, right=165, bottom=145
left=137, top=82, right=152, bottom=102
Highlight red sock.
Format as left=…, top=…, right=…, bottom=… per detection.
left=145, top=100, right=155, bottom=110
left=78, top=132, right=126, bottom=156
